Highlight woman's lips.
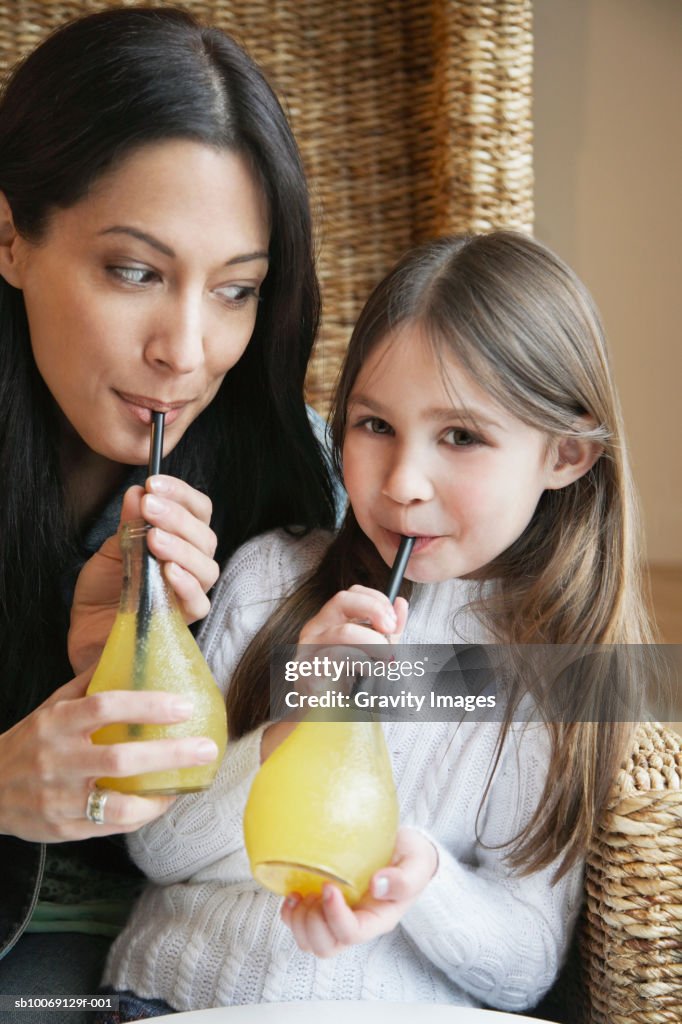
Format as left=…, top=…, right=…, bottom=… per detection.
left=115, top=391, right=188, bottom=427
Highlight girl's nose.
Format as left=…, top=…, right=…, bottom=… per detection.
left=144, top=294, right=205, bottom=375
left=381, top=450, right=434, bottom=505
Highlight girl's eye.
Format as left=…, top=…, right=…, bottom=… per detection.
left=214, top=284, right=260, bottom=307
left=108, top=266, right=158, bottom=286
left=361, top=417, right=393, bottom=435
left=443, top=427, right=480, bottom=447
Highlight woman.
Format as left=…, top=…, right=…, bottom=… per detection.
left=0, top=5, right=335, bottom=1013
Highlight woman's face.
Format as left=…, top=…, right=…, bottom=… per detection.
left=9, top=139, right=270, bottom=464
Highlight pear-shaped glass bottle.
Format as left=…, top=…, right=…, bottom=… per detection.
left=243, top=711, right=398, bottom=906
left=87, top=520, right=227, bottom=795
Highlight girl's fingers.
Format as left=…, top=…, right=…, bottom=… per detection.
left=310, top=623, right=392, bottom=650
left=390, top=596, right=409, bottom=641
left=369, top=829, right=439, bottom=902
left=297, top=897, right=341, bottom=958
left=284, top=894, right=316, bottom=953
left=283, top=893, right=344, bottom=958
left=319, top=885, right=362, bottom=946
left=301, top=590, right=398, bottom=641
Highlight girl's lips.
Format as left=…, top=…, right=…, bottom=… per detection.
left=384, top=529, right=440, bottom=555
left=116, top=392, right=186, bottom=427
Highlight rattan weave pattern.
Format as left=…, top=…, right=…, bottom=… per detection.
left=582, top=723, right=682, bottom=1024
left=0, top=0, right=533, bottom=412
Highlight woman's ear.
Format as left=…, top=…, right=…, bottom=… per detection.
left=0, top=192, right=24, bottom=288
left=546, top=421, right=603, bottom=491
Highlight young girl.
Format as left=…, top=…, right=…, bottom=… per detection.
left=96, top=231, right=654, bottom=1019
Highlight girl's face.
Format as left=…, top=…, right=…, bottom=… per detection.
left=7, top=140, right=270, bottom=464
left=343, top=324, right=563, bottom=583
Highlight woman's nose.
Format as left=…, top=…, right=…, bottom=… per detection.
left=381, top=449, right=434, bottom=504
left=144, top=293, right=205, bottom=375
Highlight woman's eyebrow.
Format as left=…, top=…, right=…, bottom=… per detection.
left=98, top=225, right=269, bottom=265
left=99, top=225, right=175, bottom=257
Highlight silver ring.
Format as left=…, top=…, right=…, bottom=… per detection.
left=85, top=788, right=108, bottom=825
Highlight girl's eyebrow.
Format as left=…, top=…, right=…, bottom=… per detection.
left=98, top=225, right=269, bottom=266
left=348, top=393, right=501, bottom=429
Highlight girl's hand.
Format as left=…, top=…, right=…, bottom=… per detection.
left=280, top=828, right=438, bottom=958
left=259, top=585, right=409, bottom=763
left=68, top=478, right=219, bottom=674
left=298, top=584, right=409, bottom=651
left=0, top=670, right=220, bottom=842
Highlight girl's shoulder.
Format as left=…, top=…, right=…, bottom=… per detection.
left=209, top=527, right=334, bottom=612
left=198, top=528, right=335, bottom=678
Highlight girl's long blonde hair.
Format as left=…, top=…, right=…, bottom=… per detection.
left=228, top=232, right=657, bottom=878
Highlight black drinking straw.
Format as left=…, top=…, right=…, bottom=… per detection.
left=349, top=535, right=414, bottom=699
left=132, top=412, right=165, bottom=695
left=385, top=535, right=415, bottom=604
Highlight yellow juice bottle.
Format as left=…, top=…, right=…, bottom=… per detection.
left=243, top=712, right=398, bottom=906
left=87, top=520, right=227, bottom=795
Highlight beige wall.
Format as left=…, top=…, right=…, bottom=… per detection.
left=533, top=0, right=682, bottom=564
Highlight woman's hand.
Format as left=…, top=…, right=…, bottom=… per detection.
left=68, top=477, right=219, bottom=674
left=280, top=828, right=438, bottom=957
left=0, top=670, right=220, bottom=843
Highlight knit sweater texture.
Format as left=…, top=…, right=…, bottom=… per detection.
left=103, top=528, right=583, bottom=1012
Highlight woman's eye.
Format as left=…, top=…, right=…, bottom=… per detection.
left=108, top=266, right=158, bottom=286
left=214, top=284, right=259, bottom=307
left=444, top=427, right=479, bottom=447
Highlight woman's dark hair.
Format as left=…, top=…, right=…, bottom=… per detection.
left=0, top=7, right=335, bottom=725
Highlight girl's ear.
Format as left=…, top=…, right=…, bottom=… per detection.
left=546, top=421, right=603, bottom=491
left=0, top=192, right=24, bottom=288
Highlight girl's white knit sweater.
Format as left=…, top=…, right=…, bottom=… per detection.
left=103, top=529, right=582, bottom=1013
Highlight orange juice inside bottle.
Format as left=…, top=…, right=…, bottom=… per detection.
left=243, top=713, right=398, bottom=906
left=86, top=521, right=227, bottom=795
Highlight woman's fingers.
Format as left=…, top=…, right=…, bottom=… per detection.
left=146, top=474, right=213, bottom=527
left=141, top=478, right=219, bottom=622
left=78, top=735, right=219, bottom=781
left=56, top=688, right=196, bottom=734
left=143, top=479, right=216, bottom=555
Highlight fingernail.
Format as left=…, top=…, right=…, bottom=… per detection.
left=383, top=614, right=398, bottom=632
left=285, top=895, right=299, bottom=908
left=152, top=528, right=170, bottom=549
left=373, top=875, right=390, bottom=899
left=322, top=885, right=334, bottom=902
left=195, top=740, right=219, bottom=763
left=145, top=495, right=164, bottom=515
left=148, top=476, right=170, bottom=494
left=169, top=698, right=194, bottom=718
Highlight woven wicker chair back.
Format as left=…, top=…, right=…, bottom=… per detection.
left=0, top=0, right=533, bottom=412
